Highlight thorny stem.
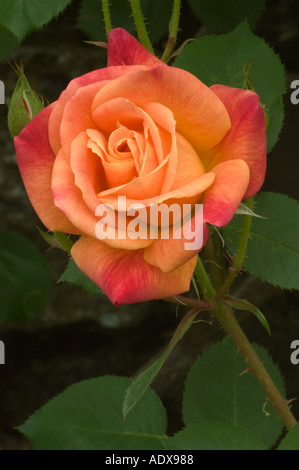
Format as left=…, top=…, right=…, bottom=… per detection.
left=194, top=255, right=216, bottom=302
left=161, top=0, right=181, bottom=63
left=213, top=302, right=297, bottom=431
left=172, top=218, right=298, bottom=432
left=210, top=225, right=227, bottom=282
left=167, top=295, right=211, bottom=311
left=217, top=197, right=253, bottom=300
left=170, top=295, right=297, bottom=431
left=129, top=0, right=155, bottom=54
left=204, top=232, right=224, bottom=291
left=101, top=0, right=112, bottom=37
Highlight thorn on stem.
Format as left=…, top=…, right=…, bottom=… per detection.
left=282, top=397, right=297, bottom=406
left=238, top=367, right=251, bottom=377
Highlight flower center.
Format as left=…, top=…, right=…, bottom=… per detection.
left=116, top=141, right=130, bottom=153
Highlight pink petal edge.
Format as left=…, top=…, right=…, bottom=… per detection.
left=108, top=28, right=162, bottom=68
left=71, top=236, right=198, bottom=306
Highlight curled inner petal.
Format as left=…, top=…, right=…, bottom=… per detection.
left=92, top=97, right=169, bottom=167
left=87, top=128, right=137, bottom=188
left=87, top=97, right=178, bottom=200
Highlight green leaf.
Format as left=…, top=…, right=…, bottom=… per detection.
left=183, top=338, right=285, bottom=449
left=123, top=308, right=198, bottom=419
left=18, top=376, right=167, bottom=450
left=164, top=423, right=266, bottom=450
left=277, top=423, right=299, bottom=450
left=123, top=353, right=168, bottom=420
left=0, top=0, right=73, bottom=42
left=225, top=297, right=271, bottom=335
left=77, top=0, right=172, bottom=43
left=0, top=24, right=19, bottom=61
left=0, top=230, right=51, bottom=321
left=223, top=192, right=299, bottom=290
left=188, top=0, right=265, bottom=33
left=173, top=21, right=285, bottom=152
left=58, top=259, right=104, bottom=295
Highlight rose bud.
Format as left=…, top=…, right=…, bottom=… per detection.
left=8, top=65, right=44, bottom=138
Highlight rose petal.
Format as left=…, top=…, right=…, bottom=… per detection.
left=93, top=149, right=137, bottom=188
left=15, top=105, right=80, bottom=233
left=92, top=65, right=231, bottom=154
left=99, top=171, right=215, bottom=210
left=142, top=102, right=177, bottom=193
left=108, top=28, right=162, bottom=68
left=70, top=131, right=106, bottom=212
left=59, top=81, right=108, bottom=158
left=48, top=65, right=146, bottom=154
left=87, top=128, right=138, bottom=188
left=205, top=85, right=267, bottom=198
left=86, top=126, right=145, bottom=171
left=142, top=101, right=175, bottom=160
left=108, top=127, right=135, bottom=161
left=98, top=160, right=169, bottom=201
left=171, top=132, right=206, bottom=190
left=143, top=206, right=210, bottom=273
left=143, top=160, right=249, bottom=272
left=92, top=97, right=170, bottom=166
left=93, top=97, right=178, bottom=195
left=52, top=148, right=97, bottom=238
left=71, top=236, right=198, bottom=305
left=204, top=159, right=250, bottom=227
left=52, top=148, right=152, bottom=250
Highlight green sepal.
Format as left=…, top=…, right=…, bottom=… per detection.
left=37, top=228, right=73, bottom=254
left=224, top=296, right=271, bottom=335
left=235, top=201, right=266, bottom=219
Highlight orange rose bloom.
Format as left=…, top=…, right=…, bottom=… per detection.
left=15, top=29, right=266, bottom=305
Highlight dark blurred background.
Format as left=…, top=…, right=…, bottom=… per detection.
left=0, top=0, right=298, bottom=449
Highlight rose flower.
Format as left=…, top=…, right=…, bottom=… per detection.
left=14, top=29, right=266, bottom=306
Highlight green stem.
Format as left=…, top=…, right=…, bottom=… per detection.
left=168, top=292, right=297, bottom=430
left=204, top=232, right=224, bottom=291
left=129, top=0, right=155, bottom=54
left=211, top=226, right=227, bottom=282
left=217, top=198, right=253, bottom=300
left=213, top=302, right=297, bottom=431
left=101, top=0, right=112, bottom=37
left=161, top=0, right=181, bottom=63
left=194, top=255, right=216, bottom=302
left=165, top=295, right=211, bottom=310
